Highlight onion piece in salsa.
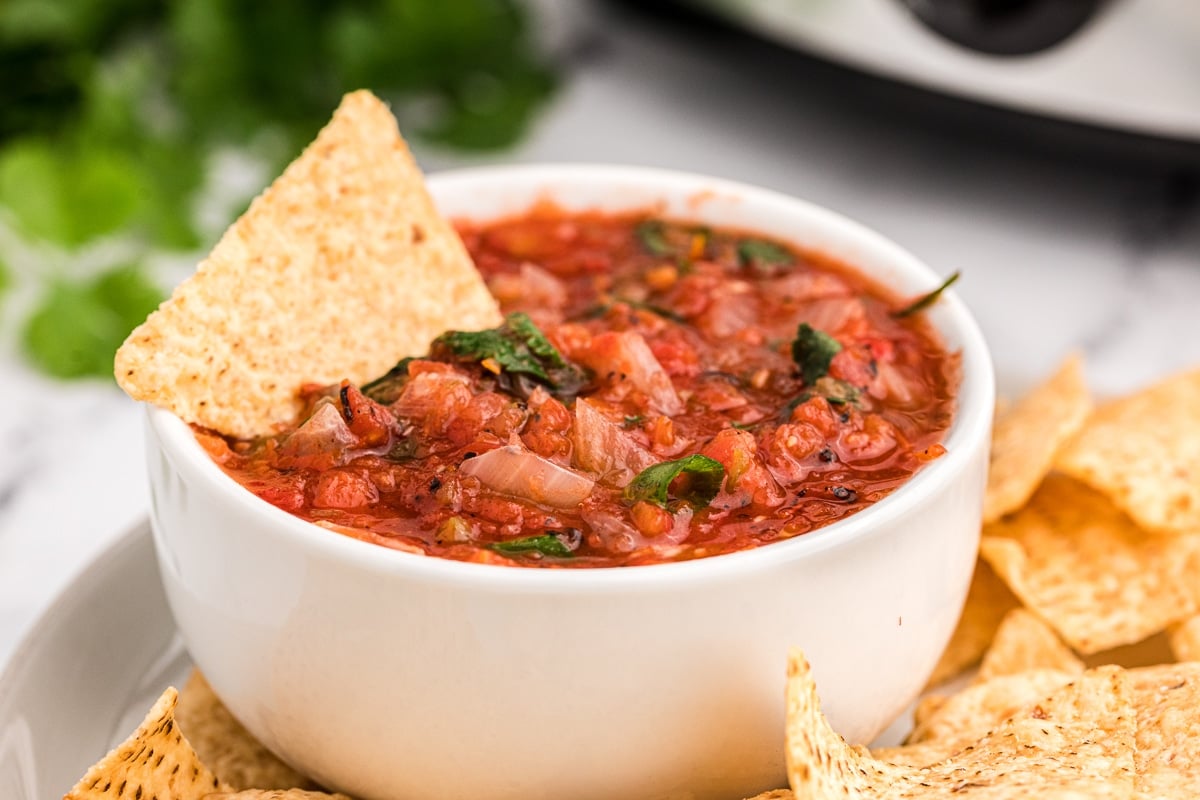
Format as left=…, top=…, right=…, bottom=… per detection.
left=198, top=211, right=959, bottom=567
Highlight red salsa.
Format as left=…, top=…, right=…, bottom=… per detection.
left=200, top=211, right=959, bottom=567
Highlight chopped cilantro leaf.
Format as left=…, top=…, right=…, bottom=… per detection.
left=893, top=271, right=961, bottom=318
left=489, top=533, right=573, bottom=557
left=635, top=220, right=673, bottom=257
left=791, top=323, right=842, bottom=386
left=431, top=312, right=587, bottom=399
left=624, top=454, right=725, bottom=509
left=737, top=238, right=792, bottom=274
left=362, top=357, right=417, bottom=404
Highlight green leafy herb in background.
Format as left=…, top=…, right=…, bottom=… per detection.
left=0, top=0, right=557, bottom=379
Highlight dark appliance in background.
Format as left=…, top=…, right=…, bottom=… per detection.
left=611, top=0, right=1199, bottom=171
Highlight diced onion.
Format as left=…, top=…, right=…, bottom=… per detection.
left=277, top=402, right=356, bottom=462
left=461, top=445, right=595, bottom=508
left=573, top=398, right=658, bottom=487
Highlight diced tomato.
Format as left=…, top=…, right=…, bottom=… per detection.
left=522, top=390, right=573, bottom=460
left=310, top=469, right=379, bottom=510
left=701, top=428, right=784, bottom=507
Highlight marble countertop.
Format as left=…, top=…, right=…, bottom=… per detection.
left=2, top=2, right=1198, bottom=673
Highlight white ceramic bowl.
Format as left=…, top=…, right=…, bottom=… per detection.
left=145, top=165, right=993, bottom=800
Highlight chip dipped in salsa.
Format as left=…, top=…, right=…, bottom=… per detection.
left=197, top=210, right=960, bottom=567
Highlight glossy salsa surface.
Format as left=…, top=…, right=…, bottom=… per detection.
left=198, top=210, right=960, bottom=567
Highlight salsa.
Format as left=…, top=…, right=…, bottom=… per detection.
left=199, top=210, right=959, bottom=567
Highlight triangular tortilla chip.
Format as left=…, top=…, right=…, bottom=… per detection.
left=786, top=651, right=1136, bottom=797
left=64, top=688, right=225, bottom=799
left=977, top=608, right=1084, bottom=682
left=984, top=354, right=1090, bottom=524
left=1168, top=615, right=1200, bottom=663
left=925, top=559, right=1019, bottom=687
left=177, top=671, right=318, bottom=792
left=1128, top=663, right=1200, bottom=796
left=1056, top=368, right=1200, bottom=535
left=980, top=475, right=1200, bottom=654
left=115, top=90, right=501, bottom=437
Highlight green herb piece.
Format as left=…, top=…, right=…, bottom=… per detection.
left=21, top=264, right=162, bottom=379
left=0, top=139, right=147, bottom=248
left=362, top=356, right=417, bottom=404
left=489, top=533, right=573, bottom=558
left=431, top=312, right=586, bottom=398
left=893, top=271, right=961, bottom=318
left=624, top=454, right=726, bottom=509
left=791, top=323, right=842, bottom=386
left=737, top=238, right=792, bottom=274
left=635, top=220, right=674, bottom=257
left=730, top=421, right=757, bottom=430
left=623, top=415, right=645, bottom=429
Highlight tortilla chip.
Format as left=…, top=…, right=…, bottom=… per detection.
left=878, top=670, right=1082, bottom=768
left=786, top=651, right=1135, bottom=797
left=65, top=688, right=226, bottom=799
left=900, top=669, right=1080, bottom=757
left=204, top=792, right=351, bottom=799
left=977, top=608, right=1084, bottom=682
left=115, top=90, right=501, bottom=437
left=177, top=671, right=318, bottom=791
left=980, top=475, right=1200, bottom=654
left=925, top=559, right=1019, bottom=687
left=984, top=354, right=1090, bottom=524
left=1168, top=615, right=1200, bottom=662
left=1128, top=663, right=1200, bottom=795
left=1056, top=368, right=1200, bottom=535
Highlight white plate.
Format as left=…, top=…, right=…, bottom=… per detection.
left=0, top=522, right=190, bottom=800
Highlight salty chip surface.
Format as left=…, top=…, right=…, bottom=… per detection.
left=115, top=90, right=501, bottom=437
left=984, top=354, right=1090, bottom=524
left=785, top=650, right=1136, bottom=798
left=64, top=688, right=224, bottom=800
left=980, top=475, right=1200, bottom=654
left=977, top=608, right=1084, bottom=682
left=1057, top=368, right=1200, bottom=535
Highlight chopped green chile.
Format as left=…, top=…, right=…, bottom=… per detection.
left=893, top=271, right=961, bottom=318
left=624, top=455, right=726, bottom=509
left=202, top=210, right=957, bottom=568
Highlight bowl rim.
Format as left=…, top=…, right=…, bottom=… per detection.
left=147, top=163, right=994, bottom=593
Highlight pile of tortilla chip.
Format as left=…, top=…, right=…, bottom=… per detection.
left=762, top=357, right=1200, bottom=798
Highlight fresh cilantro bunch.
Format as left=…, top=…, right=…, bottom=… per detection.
left=0, top=0, right=557, bottom=378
